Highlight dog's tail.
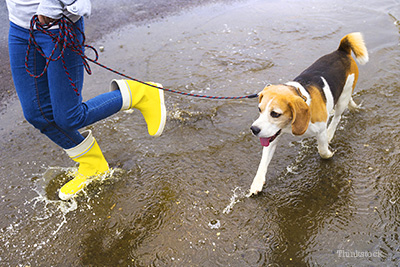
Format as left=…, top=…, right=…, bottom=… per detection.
left=338, top=32, right=369, bottom=65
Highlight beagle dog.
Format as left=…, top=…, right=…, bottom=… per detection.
left=249, top=32, right=368, bottom=195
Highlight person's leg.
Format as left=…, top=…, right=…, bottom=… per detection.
left=30, top=18, right=121, bottom=199
left=8, top=21, right=85, bottom=149
left=9, top=20, right=114, bottom=200
left=9, top=18, right=166, bottom=200
left=37, top=18, right=122, bottom=148
left=28, top=18, right=165, bottom=142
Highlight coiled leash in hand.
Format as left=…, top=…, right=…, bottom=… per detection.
left=26, top=15, right=258, bottom=100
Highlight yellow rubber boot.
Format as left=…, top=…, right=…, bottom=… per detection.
left=59, top=130, right=109, bottom=200
left=111, top=79, right=166, bottom=137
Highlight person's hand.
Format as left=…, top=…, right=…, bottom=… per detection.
left=38, top=15, right=56, bottom=25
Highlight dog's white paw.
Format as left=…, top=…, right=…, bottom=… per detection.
left=348, top=99, right=362, bottom=112
left=249, top=178, right=265, bottom=195
left=319, top=149, right=334, bottom=159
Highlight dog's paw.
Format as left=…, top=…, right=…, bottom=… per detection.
left=249, top=178, right=265, bottom=195
left=348, top=99, right=363, bottom=112
left=319, top=149, right=335, bottom=159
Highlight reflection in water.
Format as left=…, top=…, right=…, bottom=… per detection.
left=1, top=0, right=400, bottom=265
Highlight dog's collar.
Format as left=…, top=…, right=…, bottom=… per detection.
left=285, top=82, right=311, bottom=105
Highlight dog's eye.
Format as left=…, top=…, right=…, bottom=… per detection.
left=270, top=111, right=281, bottom=118
left=258, top=107, right=261, bottom=113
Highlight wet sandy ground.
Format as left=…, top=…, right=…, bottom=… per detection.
left=1, top=0, right=400, bottom=266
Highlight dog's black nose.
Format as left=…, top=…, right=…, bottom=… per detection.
left=250, top=126, right=261, bottom=136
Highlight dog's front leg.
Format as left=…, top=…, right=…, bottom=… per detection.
left=250, top=142, right=278, bottom=195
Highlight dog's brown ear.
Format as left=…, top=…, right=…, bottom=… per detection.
left=258, top=85, right=272, bottom=103
left=289, top=97, right=310, bottom=135
left=258, top=91, right=264, bottom=103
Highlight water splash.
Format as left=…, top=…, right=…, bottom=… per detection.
left=30, top=185, right=78, bottom=236
left=208, top=219, right=221, bottom=229
left=223, top=187, right=249, bottom=214
left=0, top=166, right=122, bottom=263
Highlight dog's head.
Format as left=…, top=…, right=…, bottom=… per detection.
left=250, top=84, right=311, bottom=147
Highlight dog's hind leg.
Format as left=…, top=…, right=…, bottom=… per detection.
left=348, top=97, right=361, bottom=112
left=317, top=127, right=334, bottom=159
left=327, top=107, right=345, bottom=143
left=327, top=74, right=355, bottom=143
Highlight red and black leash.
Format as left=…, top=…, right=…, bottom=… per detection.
left=25, top=15, right=258, bottom=100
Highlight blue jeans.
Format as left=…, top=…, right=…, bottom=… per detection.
left=8, top=19, right=122, bottom=149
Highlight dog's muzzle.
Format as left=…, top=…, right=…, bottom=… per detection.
left=250, top=126, right=281, bottom=147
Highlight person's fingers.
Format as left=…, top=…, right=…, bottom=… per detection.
left=38, top=15, right=55, bottom=25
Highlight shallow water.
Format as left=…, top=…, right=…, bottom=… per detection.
left=1, top=0, right=400, bottom=265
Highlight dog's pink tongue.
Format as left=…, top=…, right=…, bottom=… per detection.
left=260, top=137, right=271, bottom=147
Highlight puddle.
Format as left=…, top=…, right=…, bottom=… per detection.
left=1, top=0, right=400, bottom=265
